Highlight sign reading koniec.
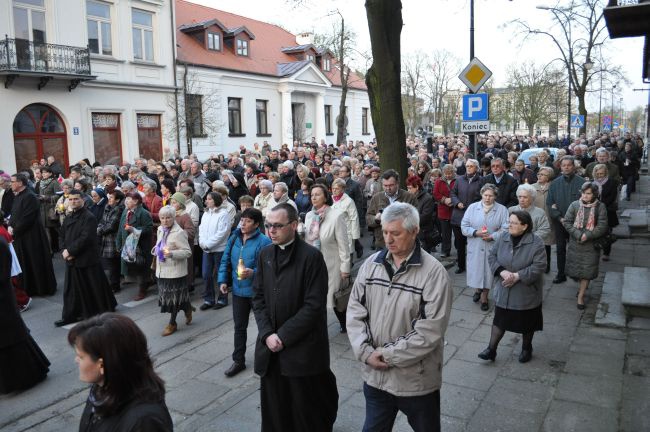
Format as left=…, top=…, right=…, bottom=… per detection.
left=461, top=121, right=490, bottom=133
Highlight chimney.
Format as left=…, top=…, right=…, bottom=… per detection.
left=296, top=32, right=313, bottom=46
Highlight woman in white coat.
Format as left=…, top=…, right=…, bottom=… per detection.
left=331, top=178, right=360, bottom=262
left=305, top=183, right=350, bottom=332
left=461, top=183, right=509, bottom=311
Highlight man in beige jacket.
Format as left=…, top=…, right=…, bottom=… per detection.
left=347, top=202, right=452, bottom=432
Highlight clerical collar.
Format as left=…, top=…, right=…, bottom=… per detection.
left=277, top=237, right=295, bottom=250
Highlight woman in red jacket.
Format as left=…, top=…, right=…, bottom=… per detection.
left=433, top=164, right=457, bottom=258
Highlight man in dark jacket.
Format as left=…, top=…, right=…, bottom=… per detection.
left=480, top=158, right=518, bottom=208
left=546, top=156, right=585, bottom=284
left=450, top=159, right=482, bottom=274
left=55, top=189, right=116, bottom=326
left=8, top=173, right=57, bottom=296
left=339, top=164, right=365, bottom=255
left=252, top=204, right=338, bottom=432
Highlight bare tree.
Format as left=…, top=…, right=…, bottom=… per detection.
left=166, top=67, right=222, bottom=155
left=507, top=62, right=565, bottom=136
left=423, top=49, right=462, bottom=132
left=627, top=106, right=645, bottom=134
left=510, top=0, right=628, bottom=136
left=402, top=52, right=427, bottom=136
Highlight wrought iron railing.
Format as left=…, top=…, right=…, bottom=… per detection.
left=0, top=36, right=92, bottom=76
left=606, top=0, right=642, bottom=6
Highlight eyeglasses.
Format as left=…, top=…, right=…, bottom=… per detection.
left=264, top=222, right=291, bottom=230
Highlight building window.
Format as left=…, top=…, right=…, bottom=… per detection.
left=307, top=54, right=314, bottom=62
left=185, top=94, right=204, bottom=138
left=256, top=100, right=268, bottom=136
left=92, top=113, right=122, bottom=166
left=228, top=98, right=242, bottom=135
left=132, top=8, right=153, bottom=61
left=137, top=114, right=162, bottom=161
left=362, top=108, right=369, bottom=135
left=325, top=105, right=332, bottom=135
left=323, top=57, right=331, bottom=72
left=87, top=1, right=112, bottom=55
left=207, top=32, right=220, bottom=51
left=13, top=0, right=46, bottom=69
left=236, top=39, right=248, bottom=56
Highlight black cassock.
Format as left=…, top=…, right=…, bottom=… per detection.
left=0, top=237, right=50, bottom=394
left=60, top=208, right=116, bottom=322
left=9, top=188, right=57, bottom=296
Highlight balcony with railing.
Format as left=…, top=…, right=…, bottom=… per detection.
left=1, top=36, right=96, bottom=90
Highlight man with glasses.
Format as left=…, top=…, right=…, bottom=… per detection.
left=252, top=203, right=338, bottom=431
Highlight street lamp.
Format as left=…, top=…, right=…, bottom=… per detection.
left=611, top=84, right=617, bottom=127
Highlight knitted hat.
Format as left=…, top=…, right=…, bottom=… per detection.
left=170, top=192, right=186, bottom=208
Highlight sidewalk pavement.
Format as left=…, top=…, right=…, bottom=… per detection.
left=1, top=184, right=650, bottom=431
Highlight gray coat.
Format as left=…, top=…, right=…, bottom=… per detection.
left=508, top=205, right=552, bottom=245
left=563, top=200, right=608, bottom=280
left=489, top=232, right=546, bottom=310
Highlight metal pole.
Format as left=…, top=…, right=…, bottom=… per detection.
left=567, top=62, right=571, bottom=143
left=469, top=0, right=477, bottom=157
left=611, top=85, right=616, bottom=123
left=598, top=74, right=602, bottom=133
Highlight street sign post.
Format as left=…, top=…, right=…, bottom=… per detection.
left=461, top=121, right=490, bottom=133
left=570, top=114, right=585, bottom=129
left=458, top=58, right=492, bottom=93
left=462, top=93, right=489, bottom=121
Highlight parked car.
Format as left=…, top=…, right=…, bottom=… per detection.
left=519, top=148, right=559, bottom=166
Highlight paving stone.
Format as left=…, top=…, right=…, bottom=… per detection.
left=574, top=325, right=627, bottom=341
left=444, top=324, right=473, bottom=347
left=555, top=373, right=621, bottom=409
left=466, top=401, right=545, bottom=432
left=620, top=375, right=650, bottom=432
left=440, top=415, right=466, bottom=432
left=569, top=334, right=626, bottom=358
left=627, top=316, right=650, bottom=330
left=624, top=354, right=650, bottom=377
left=442, top=359, right=501, bottom=392
left=166, top=379, right=231, bottom=415
left=498, top=357, right=561, bottom=386
left=440, top=382, right=484, bottom=419
left=454, top=340, right=498, bottom=364
left=595, top=271, right=626, bottom=328
left=564, top=351, right=624, bottom=377
left=542, top=399, right=619, bottom=432
left=157, top=358, right=214, bottom=388
left=487, top=376, right=554, bottom=414
left=448, top=308, right=487, bottom=330
left=627, top=330, right=650, bottom=356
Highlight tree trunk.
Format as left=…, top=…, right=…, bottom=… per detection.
left=336, top=17, right=349, bottom=147
left=577, top=94, right=587, bottom=136
left=365, top=0, right=407, bottom=186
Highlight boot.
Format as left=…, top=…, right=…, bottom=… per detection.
left=134, top=286, right=147, bottom=301
left=333, top=309, right=347, bottom=333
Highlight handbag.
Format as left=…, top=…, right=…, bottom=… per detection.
left=593, top=232, right=617, bottom=251
left=121, top=228, right=146, bottom=267
left=47, top=206, right=58, bottom=221
left=333, top=276, right=353, bottom=313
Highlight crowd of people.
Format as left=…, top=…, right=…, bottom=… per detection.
left=0, top=129, right=645, bottom=431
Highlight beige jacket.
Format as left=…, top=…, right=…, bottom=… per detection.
left=347, top=245, right=452, bottom=397
left=152, top=223, right=192, bottom=279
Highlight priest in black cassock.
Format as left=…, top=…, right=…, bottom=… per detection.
left=8, top=173, right=57, bottom=296
left=55, top=189, right=116, bottom=327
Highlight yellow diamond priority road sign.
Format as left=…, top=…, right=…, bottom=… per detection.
left=458, top=57, right=492, bottom=93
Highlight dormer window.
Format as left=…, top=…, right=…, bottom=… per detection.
left=207, top=32, right=220, bottom=51
left=236, top=39, right=248, bottom=56
left=323, top=57, right=331, bottom=72
left=307, top=54, right=314, bottom=62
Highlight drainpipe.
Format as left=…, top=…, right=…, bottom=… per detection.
left=170, top=0, right=181, bottom=155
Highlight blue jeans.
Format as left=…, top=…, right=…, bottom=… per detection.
left=362, top=383, right=440, bottom=432
left=201, top=251, right=223, bottom=305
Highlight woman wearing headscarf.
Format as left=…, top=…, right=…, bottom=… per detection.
left=304, top=184, right=350, bottom=332
left=563, top=182, right=608, bottom=310
left=89, top=188, right=107, bottom=222
left=152, top=206, right=194, bottom=336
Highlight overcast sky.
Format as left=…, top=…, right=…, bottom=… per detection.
left=191, top=0, right=648, bottom=113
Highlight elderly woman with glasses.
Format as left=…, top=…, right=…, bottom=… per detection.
left=508, top=184, right=551, bottom=271
left=478, top=210, right=546, bottom=363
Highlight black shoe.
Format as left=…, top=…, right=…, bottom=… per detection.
left=545, top=265, right=550, bottom=274
left=552, top=274, right=567, bottom=284
left=224, top=362, right=246, bottom=377
left=213, top=303, right=227, bottom=310
left=519, top=348, right=532, bottom=363
left=478, top=347, right=496, bottom=361
left=340, top=325, right=347, bottom=334
left=577, top=302, right=586, bottom=310
left=472, top=291, right=481, bottom=303
left=455, top=267, right=465, bottom=274
left=199, top=302, right=214, bottom=311
left=480, top=301, right=489, bottom=311
left=356, top=248, right=363, bottom=259
left=440, top=253, right=450, bottom=258
left=54, top=319, right=73, bottom=327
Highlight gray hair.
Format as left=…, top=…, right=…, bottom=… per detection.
left=159, top=205, right=176, bottom=219
left=593, top=163, right=608, bottom=176
left=259, top=179, right=273, bottom=190
left=61, top=179, right=74, bottom=188
left=332, top=178, right=346, bottom=189
left=121, top=181, right=135, bottom=191
left=465, top=158, right=479, bottom=167
left=281, top=161, right=294, bottom=170
left=516, top=183, right=537, bottom=199
left=441, top=164, right=455, bottom=173
left=595, top=147, right=609, bottom=156
left=480, top=183, right=498, bottom=195
left=142, top=180, right=157, bottom=192
left=274, top=182, right=288, bottom=193
left=381, top=203, right=420, bottom=232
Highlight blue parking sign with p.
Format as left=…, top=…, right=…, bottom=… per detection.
left=462, top=93, right=489, bottom=121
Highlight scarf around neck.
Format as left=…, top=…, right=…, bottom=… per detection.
left=306, top=205, right=328, bottom=250
left=154, top=225, right=172, bottom=262
left=574, top=200, right=598, bottom=231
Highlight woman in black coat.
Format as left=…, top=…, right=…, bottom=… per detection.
left=592, top=164, right=619, bottom=260
left=619, top=142, right=639, bottom=201
left=69, top=313, right=172, bottom=432
left=0, top=237, right=50, bottom=394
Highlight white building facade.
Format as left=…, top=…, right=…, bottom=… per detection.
left=1, top=0, right=176, bottom=174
